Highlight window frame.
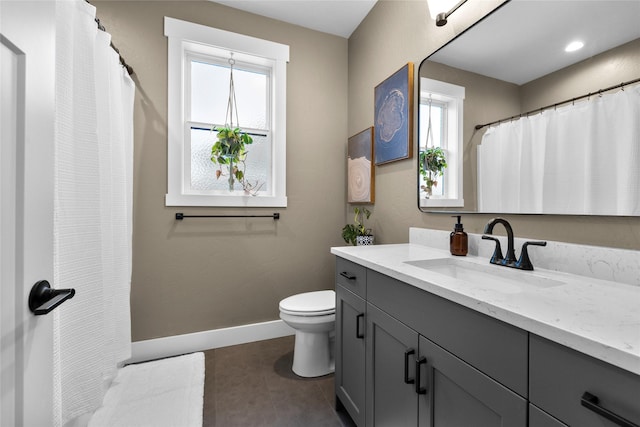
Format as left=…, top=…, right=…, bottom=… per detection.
left=164, top=17, right=289, bottom=207
left=419, top=77, right=465, bottom=208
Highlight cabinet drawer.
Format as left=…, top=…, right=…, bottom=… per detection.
left=367, top=269, right=528, bottom=397
left=530, top=334, right=640, bottom=427
left=335, top=257, right=366, bottom=298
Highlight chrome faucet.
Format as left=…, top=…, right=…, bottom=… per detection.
left=482, top=217, right=546, bottom=270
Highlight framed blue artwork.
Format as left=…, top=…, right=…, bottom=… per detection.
left=374, top=63, right=414, bottom=165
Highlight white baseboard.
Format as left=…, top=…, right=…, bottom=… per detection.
left=128, top=320, right=294, bottom=364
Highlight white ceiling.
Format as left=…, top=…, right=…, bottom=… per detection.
left=430, top=0, right=640, bottom=85
left=209, top=1, right=640, bottom=82
left=211, top=0, right=378, bottom=38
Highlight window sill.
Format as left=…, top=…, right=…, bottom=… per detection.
left=419, top=197, right=464, bottom=208
left=165, top=193, right=287, bottom=208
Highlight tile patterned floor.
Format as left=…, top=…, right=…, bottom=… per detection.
left=203, top=335, right=356, bottom=427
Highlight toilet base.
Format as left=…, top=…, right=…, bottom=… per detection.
left=291, top=330, right=335, bottom=378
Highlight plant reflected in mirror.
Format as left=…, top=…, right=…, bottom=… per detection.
left=419, top=147, right=447, bottom=198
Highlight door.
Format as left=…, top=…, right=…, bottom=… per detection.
left=417, top=335, right=527, bottom=427
left=1, top=1, right=56, bottom=425
left=335, top=285, right=366, bottom=426
left=366, top=303, right=419, bottom=427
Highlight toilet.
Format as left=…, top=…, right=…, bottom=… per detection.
left=279, top=290, right=336, bottom=377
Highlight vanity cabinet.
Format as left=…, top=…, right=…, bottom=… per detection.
left=335, top=258, right=367, bottom=426
left=530, top=334, right=640, bottom=427
left=334, top=256, right=640, bottom=427
left=335, top=257, right=528, bottom=426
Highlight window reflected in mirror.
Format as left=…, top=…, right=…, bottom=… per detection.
left=419, top=78, right=464, bottom=208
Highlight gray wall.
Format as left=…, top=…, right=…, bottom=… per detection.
left=348, top=0, right=640, bottom=250
left=94, top=0, right=348, bottom=341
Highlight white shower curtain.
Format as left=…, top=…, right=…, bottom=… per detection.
left=53, top=1, right=134, bottom=426
left=478, top=84, right=640, bottom=215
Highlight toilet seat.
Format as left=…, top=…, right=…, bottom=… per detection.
left=279, top=290, right=335, bottom=317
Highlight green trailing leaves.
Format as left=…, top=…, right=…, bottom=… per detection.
left=210, top=127, right=253, bottom=164
left=419, top=147, right=447, bottom=192
left=210, top=126, right=255, bottom=191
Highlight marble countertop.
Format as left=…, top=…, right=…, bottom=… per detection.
left=331, top=243, right=640, bottom=376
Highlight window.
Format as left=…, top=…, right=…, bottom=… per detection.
left=419, top=78, right=464, bottom=208
left=165, top=17, right=289, bottom=207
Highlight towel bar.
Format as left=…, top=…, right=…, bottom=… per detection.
left=175, top=212, right=280, bottom=220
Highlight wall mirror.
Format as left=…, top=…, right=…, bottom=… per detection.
left=418, top=0, right=640, bottom=215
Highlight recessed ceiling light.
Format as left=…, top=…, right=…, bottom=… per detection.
left=565, top=41, right=584, bottom=52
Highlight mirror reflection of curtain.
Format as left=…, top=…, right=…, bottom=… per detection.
left=478, top=85, right=640, bottom=215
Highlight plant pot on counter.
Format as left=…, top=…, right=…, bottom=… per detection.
left=356, top=235, right=374, bottom=246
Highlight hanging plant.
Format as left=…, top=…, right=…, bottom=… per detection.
left=210, top=54, right=263, bottom=194
left=419, top=147, right=447, bottom=196
left=211, top=126, right=253, bottom=191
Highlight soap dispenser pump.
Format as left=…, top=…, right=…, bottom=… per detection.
left=450, top=215, right=468, bottom=256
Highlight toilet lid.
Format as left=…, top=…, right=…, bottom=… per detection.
left=279, top=290, right=335, bottom=315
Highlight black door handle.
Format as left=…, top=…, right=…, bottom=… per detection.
left=404, top=348, right=415, bottom=384
left=415, top=357, right=428, bottom=395
left=356, top=313, right=364, bottom=339
left=29, top=280, right=75, bottom=315
left=581, top=392, right=639, bottom=427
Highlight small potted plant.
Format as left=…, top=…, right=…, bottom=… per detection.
left=419, top=147, right=447, bottom=197
left=342, top=207, right=374, bottom=246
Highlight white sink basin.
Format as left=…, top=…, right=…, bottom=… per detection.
left=404, top=258, right=564, bottom=292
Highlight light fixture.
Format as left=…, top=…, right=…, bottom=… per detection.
left=427, top=0, right=469, bottom=27
left=565, top=40, right=584, bottom=52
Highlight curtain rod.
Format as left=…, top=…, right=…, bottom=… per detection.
left=475, top=77, right=640, bottom=130
left=86, top=1, right=134, bottom=75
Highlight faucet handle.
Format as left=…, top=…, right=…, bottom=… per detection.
left=482, top=235, right=504, bottom=265
left=516, top=241, right=547, bottom=270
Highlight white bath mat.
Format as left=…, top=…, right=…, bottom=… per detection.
left=89, top=352, right=204, bottom=427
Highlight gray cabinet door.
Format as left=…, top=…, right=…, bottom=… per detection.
left=418, top=336, right=527, bottom=427
left=336, top=284, right=366, bottom=426
left=530, top=405, right=569, bottom=427
left=366, top=304, right=420, bottom=427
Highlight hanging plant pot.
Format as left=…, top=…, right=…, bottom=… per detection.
left=209, top=53, right=263, bottom=195
left=419, top=147, right=447, bottom=198
left=356, top=235, right=375, bottom=246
